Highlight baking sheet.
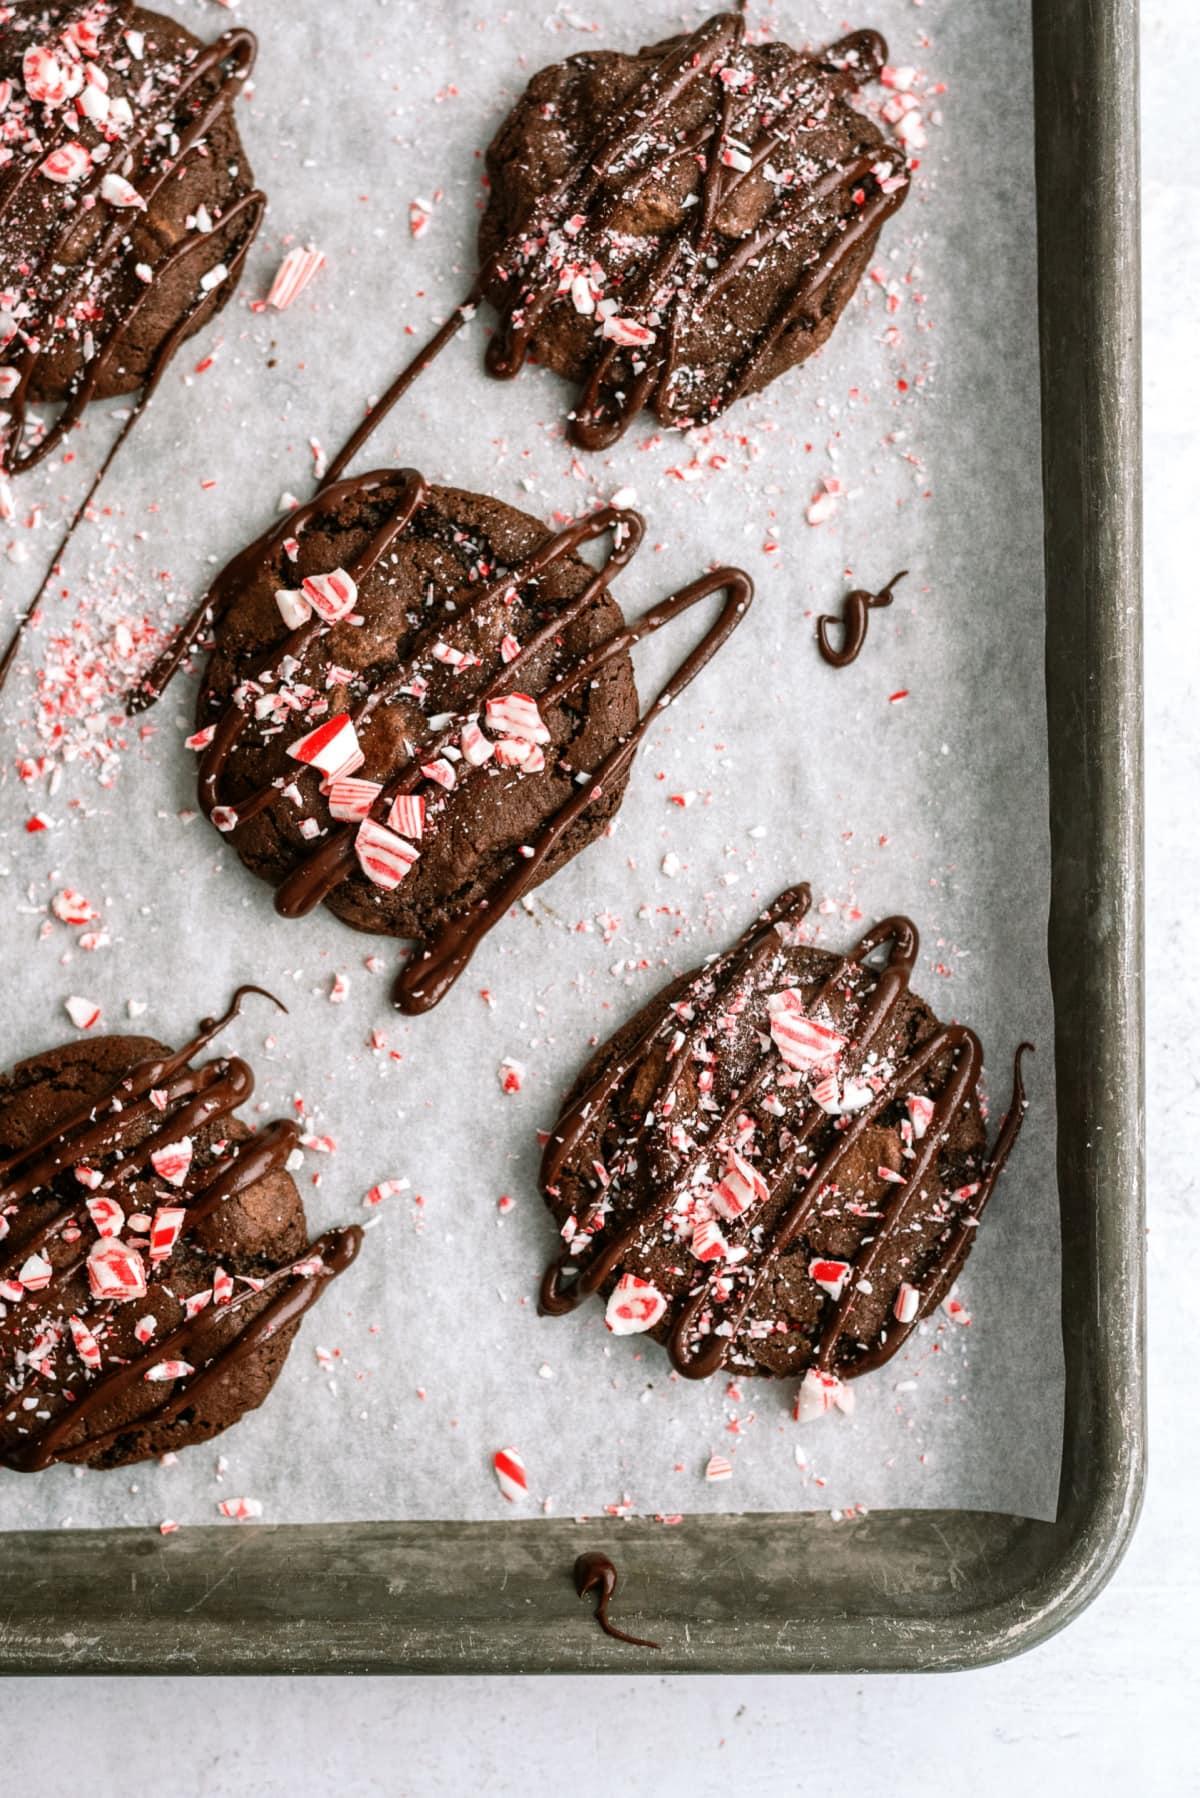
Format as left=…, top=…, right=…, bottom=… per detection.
left=0, top=0, right=1062, bottom=1529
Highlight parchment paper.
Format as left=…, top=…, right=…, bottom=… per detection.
left=0, top=0, right=1063, bottom=1529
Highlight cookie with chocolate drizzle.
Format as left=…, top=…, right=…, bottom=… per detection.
left=0, top=989, right=361, bottom=1472
left=169, top=470, right=751, bottom=1015
left=0, top=2, right=262, bottom=472
left=0, top=2, right=264, bottom=690
left=478, top=12, right=908, bottom=447
left=539, top=886, right=1030, bottom=1400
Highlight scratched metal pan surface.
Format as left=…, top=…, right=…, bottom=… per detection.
left=0, top=0, right=1142, bottom=1674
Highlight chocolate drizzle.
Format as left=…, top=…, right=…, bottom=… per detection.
left=146, top=466, right=752, bottom=1013
left=320, top=11, right=907, bottom=464
left=539, top=885, right=1031, bottom=1383
left=0, top=987, right=362, bottom=1471
left=817, top=569, right=906, bottom=667
left=574, top=1551, right=661, bottom=1651
left=0, top=3, right=264, bottom=689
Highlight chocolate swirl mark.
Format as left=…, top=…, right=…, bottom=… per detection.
left=323, top=10, right=906, bottom=472
left=0, top=988, right=361, bottom=1472
left=177, top=466, right=752, bottom=1012
left=816, top=569, right=907, bottom=668
left=0, top=15, right=265, bottom=692
left=574, top=1552, right=661, bottom=1651
left=539, top=889, right=1031, bottom=1382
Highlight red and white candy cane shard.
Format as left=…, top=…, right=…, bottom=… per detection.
left=23, top=44, right=69, bottom=104
left=328, top=776, right=383, bottom=821
left=149, top=1205, right=186, bottom=1264
left=893, top=1281, right=921, bottom=1325
left=601, top=315, right=656, bottom=349
left=288, top=713, right=361, bottom=776
left=484, top=692, right=550, bottom=744
left=499, top=633, right=521, bottom=664
left=41, top=140, right=91, bottom=182
left=213, top=1266, right=235, bottom=1305
left=87, top=1239, right=147, bottom=1302
left=421, top=758, right=456, bottom=790
left=65, top=995, right=102, bottom=1030
left=134, top=1314, right=157, bottom=1344
left=74, top=1165, right=104, bottom=1191
left=185, top=725, right=217, bottom=752
left=68, top=1314, right=103, bottom=1371
left=149, top=1138, right=192, bottom=1188
left=432, top=640, right=479, bottom=669
left=184, top=1289, right=212, bottom=1320
left=767, top=990, right=847, bottom=1072
left=793, top=1368, right=855, bottom=1423
left=690, top=1216, right=729, bottom=1263
left=211, top=805, right=240, bottom=833
left=809, top=1258, right=852, bottom=1300
left=460, top=717, right=494, bottom=767
left=704, top=1453, right=734, bottom=1482
left=301, top=568, right=358, bottom=622
left=266, top=246, right=327, bottom=310
left=144, top=1360, right=195, bottom=1382
left=942, top=1293, right=972, bottom=1326
left=52, top=888, right=96, bottom=925
left=387, top=793, right=425, bottom=840
left=354, top=817, right=421, bottom=889
left=492, top=1447, right=529, bottom=1503
left=19, top=1252, right=53, bottom=1291
left=605, top=1273, right=667, bottom=1336
left=218, top=1495, right=264, bottom=1521
left=100, top=172, right=146, bottom=209
left=362, top=1177, right=409, bottom=1209
left=710, top=1150, right=769, bottom=1222
left=275, top=587, right=311, bottom=629
left=86, top=1194, right=125, bottom=1238
left=905, top=1093, right=935, bottom=1140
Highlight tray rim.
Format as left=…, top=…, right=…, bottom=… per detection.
left=0, top=0, right=1144, bottom=1676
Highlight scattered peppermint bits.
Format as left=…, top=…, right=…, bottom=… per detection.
left=362, top=1178, right=409, bottom=1209
left=794, top=1369, right=856, bottom=1423
left=704, top=1453, right=734, bottom=1483
left=498, top=1058, right=525, bottom=1095
left=217, top=1496, right=264, bottom=1522
left=354, top=817, right=420, bottom=889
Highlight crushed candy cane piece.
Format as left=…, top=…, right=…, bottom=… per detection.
left=690, top=1216, right=729, bottom=1263
left=100, top=172, right=145, bottom=209
left=498, top=1058, right=525, bottom=1095
left=149, top=1205, right=186, bottom=1262
left=485, top=692, right=549, bottom=744
left=266, top=245, right=326, bottom=310
left=492, top=1447, right=528, bottom=1502
left=387, top=793, right=425, bottom=840
left=767, top=991, right=846, bottom=1072
left=288, top=713, right=360, bottom=776
left=711, top=1150, right=769, bottom=1221
left=68, top=1314, right=102, bottom=1371
left=302, top=568, right=357, bottom=622
left=65, top=995, right=101, bottom=1031
left=41, top=140, right=91, bottom=182
left=87, top=1239, right=147, bottom=1301
left=149, top=1138, right=192, bottom=1188
left=906, top=1093, right=935, bottom=1140
left=363, top=1177, right=409, bottom=1209
left=328, top=776, right=383, bottom=822
left=893, top=1282, right=921, bottom=1325
left=52, top=888, right=96, bottom=925
left=86, top=1194, right=125, bottom=1238
left=605, top=1273, right=667, bottom=1336
left=809, top=1258, right=852, bottom=1300
left=793, top=1368, right=856, bottom=1422
left=460, top=718, right=494, bottom=767
left=145, top=1360, right=194, bottom=1381
left=354, top=818, right=420, bottom=889
left=19, top=1252, right=53, bottom=1291
left=218, top=1496, right=263, bottom=1521
left=704, top=1453, right=734, bottom=1482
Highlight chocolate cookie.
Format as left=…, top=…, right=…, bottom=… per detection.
left=477, top=11, right=909, bottom=448
left=0, top=1, right=263, bottom=475
left=539, top=886, right=1029, bottom=1404
left=160, top=467, right=751, bottom=1013
left=0, top=989, right=361, bottom=1472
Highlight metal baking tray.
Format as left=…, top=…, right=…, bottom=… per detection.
left=0, top=0, right=1142, bottom=1673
